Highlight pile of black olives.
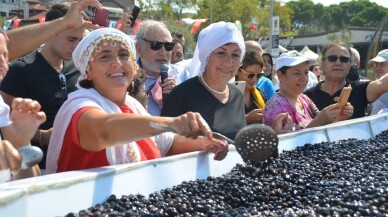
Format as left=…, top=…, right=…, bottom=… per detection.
left=65, top=130, right=388, bottom=217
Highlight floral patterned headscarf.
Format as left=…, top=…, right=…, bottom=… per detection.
left=72, top=28, right=137, bottom=83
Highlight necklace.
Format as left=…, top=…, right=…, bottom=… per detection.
left=199, top=76, right=228, bottom=94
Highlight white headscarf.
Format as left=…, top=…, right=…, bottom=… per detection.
left=72, top=28, right=137, bottom=83
left=47, top=28, right=144, bottom=174
left=188, top=21, right=245, bottom=78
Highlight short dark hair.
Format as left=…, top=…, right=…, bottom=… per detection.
left=45, top=3, right=89, bottom=22
left=171, top=32, right=185, bottom=46
left=320, top=41, right=352, bottom=62
left=45, top=4, right=69, bottom=21
left=278, top=66, right=291, bottom=74
left=240, top=50, right=264, bottom=70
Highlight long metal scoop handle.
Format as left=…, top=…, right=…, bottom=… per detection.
left=149, top=122, right=234, bottom=144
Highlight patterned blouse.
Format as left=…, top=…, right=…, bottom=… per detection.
left=264, top=93, right=319, bottom=132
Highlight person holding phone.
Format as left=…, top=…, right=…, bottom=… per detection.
left=118, top=6, right=140, bottom=34
left=235, top=50, right=267, bottom=124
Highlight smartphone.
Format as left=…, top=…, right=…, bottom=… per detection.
left=92, top=7, right=109, bottom=27
left=233, top=81, right=246, bottom=94
left=130, top=6, right=141, bottom=27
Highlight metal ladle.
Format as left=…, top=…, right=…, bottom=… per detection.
left=149, top=122, right=278, bottom=162
left=0, top=146, right=43, bottom=182
left=18, top=146, right=44, bottom=169
left=234, top=124, right=279, bottom=162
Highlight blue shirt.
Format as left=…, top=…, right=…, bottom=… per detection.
left=255, top=76, right=275, bottom=100
left=144, top=64, right=187, bottom=116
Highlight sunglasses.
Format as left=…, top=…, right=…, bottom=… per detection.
left=58, top=73, right=68, bottom=100
left=142, top=39, right=175, bottom=51
left=324, top=55, right=351, bottom=63
left=240, top=69, right=263, bottom=79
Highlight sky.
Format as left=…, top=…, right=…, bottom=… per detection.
left=281, top=0, right=388, bottom=8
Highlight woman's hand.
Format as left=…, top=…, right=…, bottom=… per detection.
left=0, top=140, right=21, bottom=174
left=317, top=104, right=341, bottom=124
left=271, top=112, right=293, bottom=134
left=170, top=112, right=213, bottom=140
left=6, top=98, right=46, bottom=148
left=246, top=108, right=264, bottom=124
left=197, top=136, right=229, bottom=160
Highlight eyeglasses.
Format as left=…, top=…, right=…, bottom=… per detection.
left=142, top=39, right=175, bottom=51
left=240, top=69, right=263, bottom=79
left=58, top=73, right=68, bottom=100
left=324, top=55, right=351, bottom=63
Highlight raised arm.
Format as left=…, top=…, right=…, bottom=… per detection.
left=78, top=109, right=213, bottom=152
left=366, top=73, right=388, bottom=103
left=7, top=0, right=102, bottom=61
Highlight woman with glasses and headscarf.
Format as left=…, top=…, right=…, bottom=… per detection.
left=46, top=28, right=228, bottom=174
left=235, top=50, right=267, bottom=124
left=264, top=50, right=354, bottom=133
left=304, top=42, right=388, bottom=119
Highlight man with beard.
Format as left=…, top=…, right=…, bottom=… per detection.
left=135, top=20, right=188, bottom=116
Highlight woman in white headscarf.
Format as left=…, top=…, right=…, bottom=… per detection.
left=161, top=22, right=247, bottom=140
left=46, top=28, right=228, bottom=174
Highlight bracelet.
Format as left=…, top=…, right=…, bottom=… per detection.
left=39, top=130, right=42, bottom=146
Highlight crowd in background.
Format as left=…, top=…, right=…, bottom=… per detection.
left=0, top=0, right=387, bottom=182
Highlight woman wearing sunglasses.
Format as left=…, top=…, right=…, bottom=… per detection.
left=46, top=28, right=229, bottom=174
left=304, top=42, right=388, bottom=119
left=264, top=51, right=354, bottom=133
left=235, top=50, right=267, bottom=124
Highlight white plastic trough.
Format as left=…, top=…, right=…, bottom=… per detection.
left=0, top=113, right=388, bottom=217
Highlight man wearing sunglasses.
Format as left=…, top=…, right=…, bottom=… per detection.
left=135, top=20, right=189, bottom=116
left=304, top=42, right=388, bottom=119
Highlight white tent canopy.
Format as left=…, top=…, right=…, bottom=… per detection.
left=279, top=45, right=288, bottom=53
left=300, top=45, right=319, bottom=61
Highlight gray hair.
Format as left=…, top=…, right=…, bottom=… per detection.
left=135, top=20, right=170, bottom=50
left=350, top=47, right=360, bottom=62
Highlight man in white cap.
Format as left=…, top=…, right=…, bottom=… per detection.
left=369, top=49, right=388, bottom=115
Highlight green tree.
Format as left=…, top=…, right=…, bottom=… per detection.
left=196, top=0, right=294, bottom=40
left=286, top=0, right=315, bottom=34
left=339, top=0, right=388, bottom=28
left=286, top=0, right=388, bottom=34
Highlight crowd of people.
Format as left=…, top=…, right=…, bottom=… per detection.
left=0, top=0, right=387, bottom=182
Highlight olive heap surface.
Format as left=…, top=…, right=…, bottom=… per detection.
left=65, top=130, right=388, bottom=217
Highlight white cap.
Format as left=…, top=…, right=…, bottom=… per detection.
left=370, top=49, right=388, bottom=63
left=275, top=50, right=315, bottom=71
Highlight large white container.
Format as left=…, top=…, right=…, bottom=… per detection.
left=1, top=114, right=387, bottom=217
